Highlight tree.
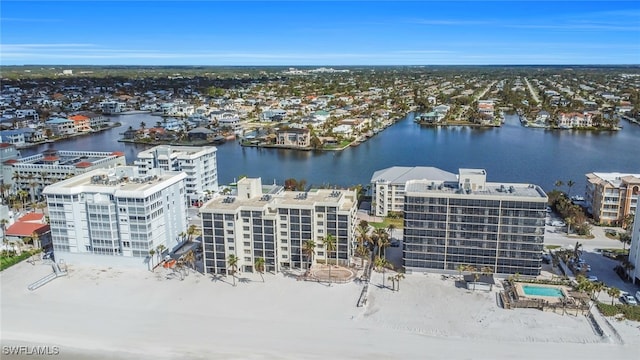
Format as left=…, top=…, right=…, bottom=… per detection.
left=302, top=240, right=316, bottom=270
left=322, top=234, right=337, bottom=284
left=1, top=218, right=8, bottom=245
left=621, top=213, right=635, bottom=230
left=255, top=257, right=265, bottom=282
left=156, top=244, right=166, bottom=264
left=394, top=273, right=405, bottom=291
left=183, top=250, right=196, bottom=271
left=554, top=180, right=564, bottom=190
left=228, top=254, right=239, bottom=286
left=17, top=190, right=29, bottom=210
left=373, top=228, right=390, bottom=257
left=186, top=224, right=200, bottom=243
left=566, top=180, right=575, bottom=197
left=374, top=256, right=390, bottom=288
left=573, top=241, right=583, bottom=261
left=148, top=249, right=156, bottom=271
left=606, top=287, right=621, bottom=305
left=619, top=231, right=631, bottom=250
left=566, top=217, right=575, bottom=235
left=31, top=231, right=40, bottom=249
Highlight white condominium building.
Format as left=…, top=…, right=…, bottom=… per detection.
left=43, top=166, right=187, bottom=259
left=201, top=177, right=358, bottom=275
left=585, top=172, right=640, bottom=225
left=3, top=149, right=126, bottom=200
left=628, top=209, right=640, bottom=284
left=371, top=166, right=458, bottom=217
left=134, top=145, right=218, bottom=206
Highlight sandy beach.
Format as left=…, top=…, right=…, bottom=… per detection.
left=1, top=260, right=639, bottom=360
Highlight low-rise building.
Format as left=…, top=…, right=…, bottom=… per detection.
left=45, top=118, right=75, bottom=136
left=3, top=149, right=126, bottom=200
left=585, top=172, right=640, bottom=225
left=43, top=166, right=188, bottom=262
left=200, top=177, right=357, bottom=275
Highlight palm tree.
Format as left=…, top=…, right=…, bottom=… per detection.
left=149, top=249, right=156, bottom=271
left=554, top=180, right=564, bottom=190
left=31, top=231, right=40, bottom=249
left=302, top=240, right=316, bottom=270
left=394, top=273, right=405, bottom=291
left=386, top=223, right=396, bottom=238
left=374, top=256, right=390, bottom=288
left=606, top=287, right=621, bottom=305
left=17, top=190, right=29, bottom=210
left=322, top=234, right=337, bottom=284
left=456, top=264, right=468, bottom=280
left=573, top=241, right=583, bottom=261
left=387, top=275, right=396, bottom=291
left=156, top=244, right=166, bottom=264
left=186, top=224, right=200, bottom=242
left=255, top=257, right=265, bottom=282
left=566, top=217, right=575, bottom=235
left=373, top=228, right=390, bottom=257
left=183, top=249, right=196, bottom=271
left=228, top=254, right=239, bottom=286
left=566, top=180, right=575, bottom=197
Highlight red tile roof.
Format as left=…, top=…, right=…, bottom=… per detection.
left=0, top=142, right=12, bottom=148
left=111, top=151, right=125, bottom=157
left=5, top=222, right=50, bottom=237
left=3, top=159, right=18, bottom=164
left=43, top=156, right=59, bottom=161
left=75, top=161, right=93, bottom=168
left=18, top=212, right=45, bottom=222
left=69, top=115, right=89, bottom=121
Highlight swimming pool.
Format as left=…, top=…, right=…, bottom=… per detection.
left=522, top=285, right=564, bottom=297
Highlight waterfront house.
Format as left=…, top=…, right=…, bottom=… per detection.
left=45, top=118, right=75, bottom=136
left=100, top=101, right=125, bottom=114
left=69, top=115, right=92, bottom=133
left=162, top=118, right=183, bottom=132
left=556, top=112, right=593, bottom=128
left=187, top=127, right=215, bottom=142
left=276, top=127, right=310, bottom=148
left=0, top=129, right=27, bottom=146
left=217, top=115, right=242, bottom=134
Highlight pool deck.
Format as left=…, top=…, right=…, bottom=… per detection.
left=514, top=283, right=570, bottom=304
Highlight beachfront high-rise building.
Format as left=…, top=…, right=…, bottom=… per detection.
left=2, top=149, right=126, bottom=200
left=585, top=172, right=640, bottom=225
left=402, top=168, right=547, bottom=276
left=371, top=166, right=457, bottom=217
left=134, top=145, right=217, bottom=206
left=43, top=166, right=187, bottom=262
left=628, top=209, right=640, bottom=284
left=200, top=177, right=357, bottom=275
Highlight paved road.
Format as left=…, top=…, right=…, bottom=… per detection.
left=524, top=77, right=540, bottom=104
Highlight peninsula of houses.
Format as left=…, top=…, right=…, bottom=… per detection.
left=1, top=66, right=637, bottom=152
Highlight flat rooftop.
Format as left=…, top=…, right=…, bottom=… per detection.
left=371, top=166, right=458, bottom=184
left=405, top=181, right=547, bottom=199
left=201, top=189, right=356, bottom=212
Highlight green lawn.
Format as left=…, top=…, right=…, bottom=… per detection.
left=370, top=217, right=403, bottom=230
left=0, top=249, right=41, bottom=271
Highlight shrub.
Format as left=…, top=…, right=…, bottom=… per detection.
left=596, top=302, right=640, bottom=321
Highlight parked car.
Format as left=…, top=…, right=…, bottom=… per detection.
left=636, top=291, right=640, bottom=303
left=587, top=275, right=598, bottom=282
left=390, top=241, right=400, bottom=248
left=621, top=294, right=638, bottom=305
left=575, top=264, right=591, bottom=272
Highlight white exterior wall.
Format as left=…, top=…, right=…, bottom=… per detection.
left=43, top=167, right=188, bottom=264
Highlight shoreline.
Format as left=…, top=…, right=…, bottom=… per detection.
left=1, top=261, right=638, bottom=359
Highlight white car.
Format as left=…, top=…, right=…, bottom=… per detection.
left=621, top=294, right=638, bottom=306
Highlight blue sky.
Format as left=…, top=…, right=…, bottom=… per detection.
left=1, top=1, right=639, bottom=65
